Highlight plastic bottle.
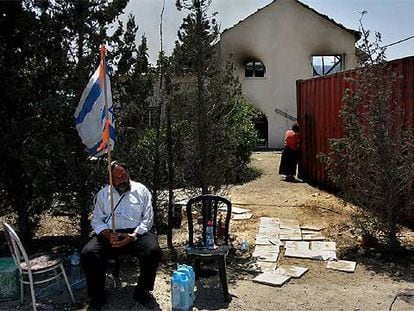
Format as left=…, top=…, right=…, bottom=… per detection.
left=240, top=239, right=248, bottom=252
left=70, top=249, right=81, bottom=282
left=171, top=272, right=181, bottom=310
left=171, top=271, right=190, bottom=310
left=206, top=220, right=215, bottom=250
left=177, top=264, right=195, bottom=304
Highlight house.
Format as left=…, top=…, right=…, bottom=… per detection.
left=219, top=0, right=360, bottom=148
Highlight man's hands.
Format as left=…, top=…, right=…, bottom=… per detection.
left=100, top=230, right=136, bottom=248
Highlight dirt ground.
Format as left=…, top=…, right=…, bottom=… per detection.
left=2, top=151, right=414, bottom=310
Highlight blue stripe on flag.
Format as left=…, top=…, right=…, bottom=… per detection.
left=75, top=80, right=102, bottom=125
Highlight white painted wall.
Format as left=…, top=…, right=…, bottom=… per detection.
left=219, top=0, right=358, bottom=148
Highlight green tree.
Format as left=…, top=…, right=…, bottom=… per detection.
left=174, top=0, right=218, bottom=194
left=321, top=15, right=414, bottom=250
left=0, top=0, right=75, bottom=244
left=0, top=0, right=129, bottom=245
left=51, top=0, right=128, bottom=245
left=173, top=0, right=257, bottom=194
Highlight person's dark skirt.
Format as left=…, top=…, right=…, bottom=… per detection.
left=279, top=147, right=298, bottom=177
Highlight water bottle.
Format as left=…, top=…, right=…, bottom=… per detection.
left=171, top=271, right=190, bottom=310
left=206, top=220, right=215, bottom=250
left=177, top=264, right=195, bottom=304
left=240, top=239, right=248, bottom=252
left=171, top=272, right=182, bottom=310
left=70, top=249, right=81, bottom=282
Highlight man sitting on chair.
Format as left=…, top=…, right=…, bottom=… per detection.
left=81, top=162, right=162, bottom=309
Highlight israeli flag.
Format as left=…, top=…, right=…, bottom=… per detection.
left=74, top=63, right=115, bottom=157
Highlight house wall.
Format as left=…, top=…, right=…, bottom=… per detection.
left=219, top=0, right=358, bottom=148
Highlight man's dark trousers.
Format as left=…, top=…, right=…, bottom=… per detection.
left=81, top=229, right=162, bottom=298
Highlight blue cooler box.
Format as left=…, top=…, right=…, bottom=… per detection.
left=0, top=257, right=20, bottom=301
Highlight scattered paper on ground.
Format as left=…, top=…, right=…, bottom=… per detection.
left=280, top=228, right=302, bottom=240
left=310, top=250, right=337, bottom=261
left=285, top=241, right=310, bottom=251
left=300, top=224, right=324, bottom=231
left=233, top=212, right=253, bottom=220
left=255, top=236, right=272, bottom=245
left=260, top=217, right=280, bottom=225
left=253, top=271, right=291, bottom=287
left=279, top=218, right=300, bottom=229
left=246, top=261, right=277, bottom=273
left=301, top=230, right=326, bottom=241
left=310, top=241, right=336, bottom=251
left=254, top=218, right=337, bottom=261
left=276, top=265, right=308, bottom=278
left=284, top=240, right=337, bottom=260
left=326, top=260, right=357, bottom=273
left=231, top=207, right=252, bottom=214
left=252, top=245, right=280, bottom=262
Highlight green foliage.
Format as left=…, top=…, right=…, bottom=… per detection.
left=0, top=0, right=257, bottom=245
left=321, top=14, right=414, bottom=249
left=0, top=0, right=129, bottom=244
left=227, top=95, right=259, bottom=167
left=172, top=0, right=257, bottom=193
left=0, top=0, right=75, bottom=242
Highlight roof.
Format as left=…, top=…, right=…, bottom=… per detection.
left=221, top=0, right=361, bottom=41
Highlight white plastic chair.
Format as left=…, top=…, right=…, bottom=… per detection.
left=3, top=223, right=75, bottom=311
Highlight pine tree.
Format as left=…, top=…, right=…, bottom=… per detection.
left=0, top=0, right=129, bottom=245
left=0, top=0, right=76, bottom=243
left=174, top=0, right=219, bottom=194
left=173, top=0, right=258, bottom=194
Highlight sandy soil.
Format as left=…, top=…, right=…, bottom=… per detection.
left=2, top=151, right=414, bottom=311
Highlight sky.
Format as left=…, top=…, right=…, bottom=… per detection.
left=118, top=0, right=414, bottom=64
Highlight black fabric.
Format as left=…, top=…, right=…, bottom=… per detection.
left=81, top=229, right=162, bottom=298
left=279, top=146, right=298, bottom=177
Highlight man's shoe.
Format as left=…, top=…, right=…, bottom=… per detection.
left=133, top=287, right=156, bottom=306
left=88, top=293, right=107, bottom=311
left=285, top=175, right=295, bottom=182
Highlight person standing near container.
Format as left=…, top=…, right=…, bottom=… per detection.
left=279, top=123, right=300, bottom=181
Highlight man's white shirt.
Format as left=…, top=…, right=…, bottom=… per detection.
left=91, top=181, right=154, bottom=236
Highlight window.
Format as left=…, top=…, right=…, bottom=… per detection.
left=312, top=55, right=343, bottom=77
left=245, top=61, right=266, bottom=78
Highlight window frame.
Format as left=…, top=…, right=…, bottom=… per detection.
left=245, top=61, right=266, bottom=78
left=311, top=55, right=344, bottom=77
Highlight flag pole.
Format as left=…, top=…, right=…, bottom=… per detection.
left=101, top=45, right=116, bottom=233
